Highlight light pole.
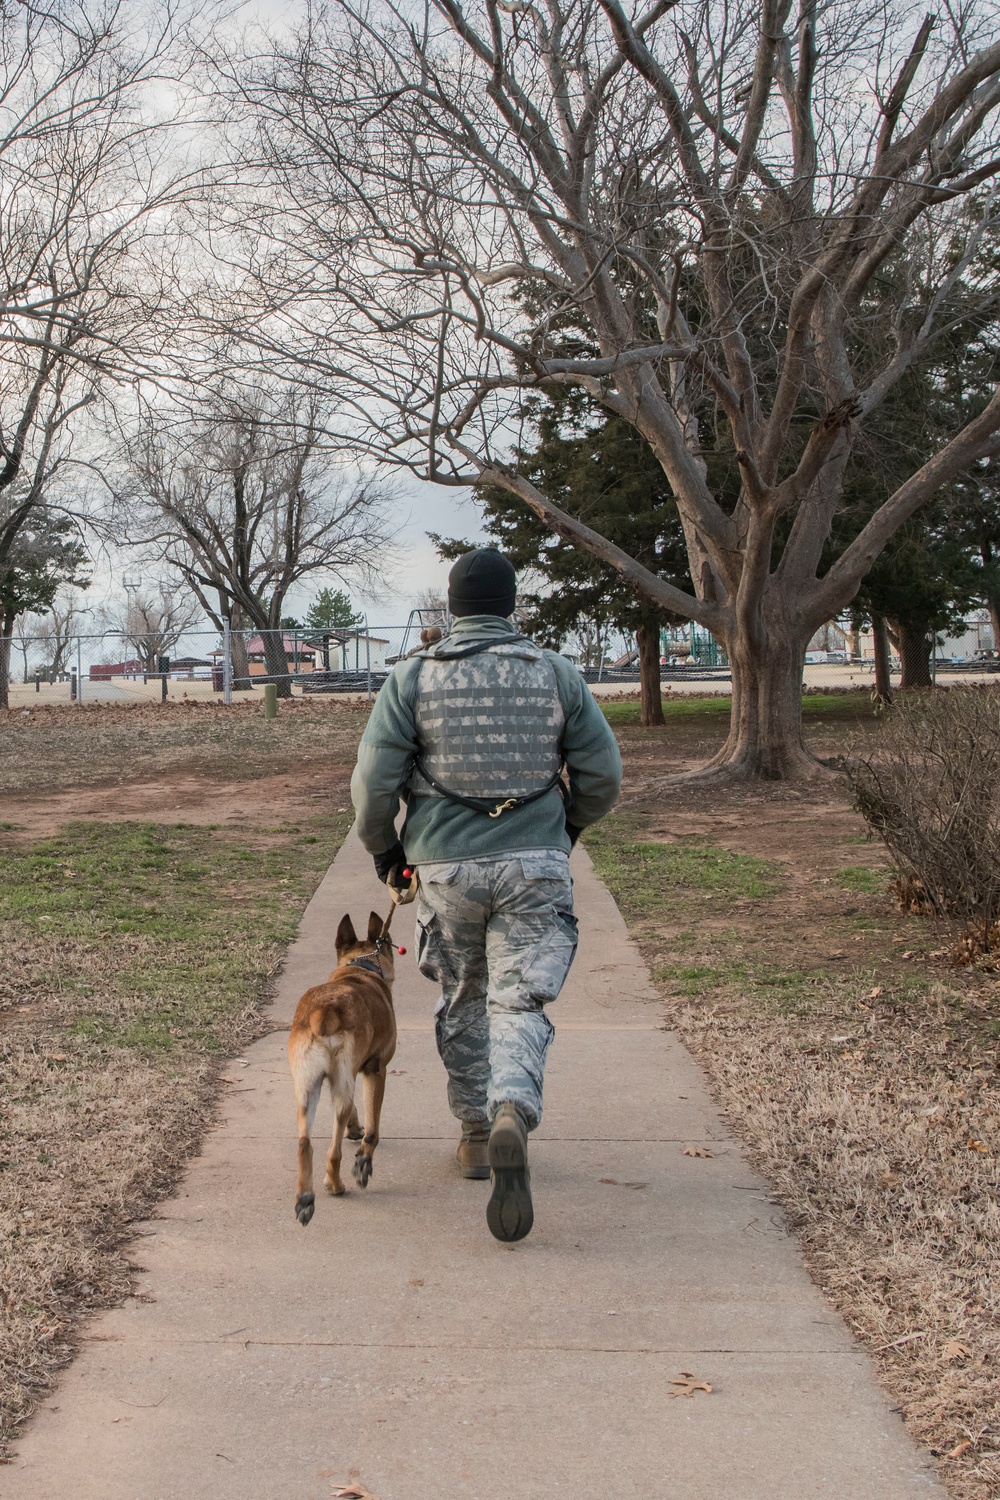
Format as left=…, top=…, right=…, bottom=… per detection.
left=122, top=577, right=141, bottom=681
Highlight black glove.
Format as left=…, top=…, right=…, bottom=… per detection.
left=374, top=840, right=409, bottom=889
left=566, top=822, right=583, bottom=848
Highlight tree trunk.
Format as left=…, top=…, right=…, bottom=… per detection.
left=230, top=605, right=253, bottom=690
left=262, top=628, right=293, bottom=698
left=231, top=631, right=253, bottom=688
left=872, top=613, right=893, bottom=706
left=703, top=619, right=819, bottom=780
left=890, top=621, right=933, bottom=688
left=635, top=621, right=664, bottom=726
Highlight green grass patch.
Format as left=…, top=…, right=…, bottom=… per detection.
left=584, top=820, right=779, bottom=908
left=835, top=864, right=886, bottom=895
left=601, top=695, right=732, bottom=724
left=0, top=815, right=352, bottom=1058
left=601, top=691, right=874, bottom=728
left=655, top=955, right=834, bottom=1011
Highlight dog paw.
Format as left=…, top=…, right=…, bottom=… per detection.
left=352, top=1149, right=373, bottom=1188
left=324, top=1178, right=346, bottom=1196
left=295, top=1193, right=315, bottom=1226
left=346, top=1121, right=364, bottom=1141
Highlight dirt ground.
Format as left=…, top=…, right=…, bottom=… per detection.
left=0, top=698, right=367, bottom=834
left=2, top=693, right=998, bottom=1496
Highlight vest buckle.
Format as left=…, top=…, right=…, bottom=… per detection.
left=489, top=798, right=519, bottom=818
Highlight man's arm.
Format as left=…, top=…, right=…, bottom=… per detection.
left=549, top=656, right=623, bottom=831
left=350, top=661, right=421, bottom=855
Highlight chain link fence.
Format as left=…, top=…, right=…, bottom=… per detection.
left=0, top=614, right=738, bottom=708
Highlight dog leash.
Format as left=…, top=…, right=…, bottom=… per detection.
left=411, top=758, right=566, bottom=819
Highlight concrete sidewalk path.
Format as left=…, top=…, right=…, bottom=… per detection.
left=7, top=829, right=944, bottom=1500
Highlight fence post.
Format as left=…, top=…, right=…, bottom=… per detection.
left=365, top=621, right=372, bottom=702
left=76, top=636, right=83, bottom=704
left=223, top=619, right=233, bottom=705
left=263, top=681, right=277, bottom=719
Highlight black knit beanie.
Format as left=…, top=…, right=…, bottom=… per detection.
left=447, top=548, right=517, bottom=618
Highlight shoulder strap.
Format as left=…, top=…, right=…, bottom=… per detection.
left=418, top=633, right=535, bottom=661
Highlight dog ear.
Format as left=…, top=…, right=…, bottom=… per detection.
left=336, top=914, right=357, bottom=950
left=367, top=910, right=383, bottom=944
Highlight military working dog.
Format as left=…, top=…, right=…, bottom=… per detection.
left=288, top=909, right=397, bottom=1225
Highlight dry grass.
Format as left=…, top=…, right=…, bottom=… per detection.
left=668, top=981, right=1000, bottom=1497
left=0, top=813, right=351, bottom=1455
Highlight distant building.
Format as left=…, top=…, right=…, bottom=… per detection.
left=305, top=632, right=391, bottom=672
left=935, top=611, right=995, bottom=660
left=210, top=631, right=392, bottom=676
left=89, top=659, right=144, bottom=680
left=243, top=634, right=318, bottom=675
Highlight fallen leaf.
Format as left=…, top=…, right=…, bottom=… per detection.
left=333, top=1486, right=381, bottom=1499
left=669, top=1372, right=713, bottom=1398
left=683, top=1145, right=714, bottom=1158
left=599, top=1177, right=619, bottom=1184
left=966, top=1138, right=989, bottom=1153
left=868, top=986, right=884, bottom=999
left=944, top=1340, right=971, bottom=1361
left=947, top=1440, right=972, bottom=1459
left=408, top=1278, right=424, bottom=1287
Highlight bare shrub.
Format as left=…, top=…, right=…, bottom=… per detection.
left=850, top=688, right=1000, bottom=944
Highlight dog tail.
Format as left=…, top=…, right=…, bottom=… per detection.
left=309, top=1006, right=342, bottom=1040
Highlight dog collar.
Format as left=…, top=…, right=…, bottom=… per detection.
left=347, top=956, right=384, bottom=977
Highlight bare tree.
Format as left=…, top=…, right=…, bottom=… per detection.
left=227, top=0, right=1000, bottom=778
left=103, top=585, right=202, bottom=674
left=0, top=2, right=218, bottom=581
left=126, top=389, right=396, bottom=695
left=34, top=591, right=90, bottom=679
left=413, top=588, right=449, bottom=628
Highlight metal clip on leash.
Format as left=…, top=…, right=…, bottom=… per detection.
left=489, top=798, right=519, bottom=819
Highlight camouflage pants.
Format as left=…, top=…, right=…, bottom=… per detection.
left=415, top=850, right=578, bottom=1131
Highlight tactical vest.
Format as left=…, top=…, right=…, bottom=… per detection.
left=408, top=637, right=565, bottom=805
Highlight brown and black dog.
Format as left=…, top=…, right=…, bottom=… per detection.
left=288, top=909, right=397, bottom=1225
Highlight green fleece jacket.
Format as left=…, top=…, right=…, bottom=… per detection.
left=350, top=615, right=623, bottom=862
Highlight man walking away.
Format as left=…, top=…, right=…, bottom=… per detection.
left=351, top=549, right=622, bottom=1241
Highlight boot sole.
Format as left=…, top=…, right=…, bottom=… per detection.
left=486, top=1117, right=533, bottom=1242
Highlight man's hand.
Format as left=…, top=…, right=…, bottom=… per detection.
left=373, top=841, right=416, bottom=904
